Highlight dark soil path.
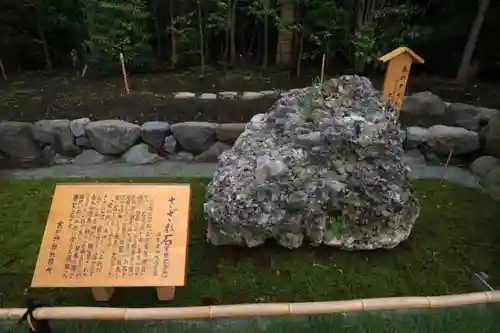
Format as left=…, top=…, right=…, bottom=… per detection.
left=0, top=68, right=498, bottom=124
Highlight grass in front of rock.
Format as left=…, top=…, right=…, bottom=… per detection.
left=0, top=178, right=499, bottom=308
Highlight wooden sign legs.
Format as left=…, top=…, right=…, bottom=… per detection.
left=156, top=287, right=176, bottom=300
left=92, top=287, right=115, bottom=301
left=91, top=286, right=176, bottom=301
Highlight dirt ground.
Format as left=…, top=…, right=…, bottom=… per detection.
left=0, top=68, right=498, bottom=124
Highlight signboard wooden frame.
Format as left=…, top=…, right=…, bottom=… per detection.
left=31, top=183, right=191, bottom=301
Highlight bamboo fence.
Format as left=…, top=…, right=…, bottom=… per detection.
left=0, top=291, right=499, bottom=321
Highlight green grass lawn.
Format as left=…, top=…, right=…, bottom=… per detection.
left=0, top=178, right=499, bottom=308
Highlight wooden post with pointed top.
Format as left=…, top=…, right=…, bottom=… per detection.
left=379, top=47, right=424, bottom=114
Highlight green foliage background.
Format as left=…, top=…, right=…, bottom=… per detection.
left=0, top=0, right=498, bottom=77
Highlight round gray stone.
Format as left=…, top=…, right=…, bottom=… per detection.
left=470, top=156, right=500, bottom=178
left=85, top=120, right=141, bottom=155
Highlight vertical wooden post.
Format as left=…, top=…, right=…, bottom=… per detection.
left=120, top=52, right=130, bottom=95
left=156, top=287, right=176, bottom=301
left=379, top=47, right=425, bottom=114
left=92, top=287, right=115, bottom=301
left=320, top=53, right=326, bottom=84
left=0, top=59, right=7, bottom=81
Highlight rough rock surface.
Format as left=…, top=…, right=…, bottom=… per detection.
left=85, top=120, right=141, bottom=155
left=205, top=75, right=420, bottom=250
left=141, top=121, right=171, bottom=151
left=32, top=119, right=81, bottom=156
left=0, top=121, right=45, bottom=167
left=170, top=122, right=217, bottom=154
left=122, top=144, right=163, bottom=165
left=426, top=125, right=479, bottom=155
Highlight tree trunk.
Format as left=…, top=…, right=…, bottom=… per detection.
left=295, top=31, right=304, bottom=77
left=276, top=0, right=295, bottom=66
left=262, top=0, right=269, bottom=68
left=152, top=0, right=161, bottom=59
left=35, top=0, right=52, bottom=71
left=169, top=0, right=177, bottom=68
left=456, top=0, right=490, bottom=81
left=197, top=0, right=205, bottom=73
left=229, top=0, right=239, bottom=66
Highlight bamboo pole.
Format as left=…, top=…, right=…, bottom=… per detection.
left=0, top=291, right=498, bottom=321
left=119, top=52, right=130, bottom=95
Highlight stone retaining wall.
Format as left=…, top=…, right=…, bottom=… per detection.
left=1, top=90, right=500, bottom=199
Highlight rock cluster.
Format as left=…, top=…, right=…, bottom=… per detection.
left=0, top=119, right=239, bottom=168
left=205, top=75, right=420, bottom=250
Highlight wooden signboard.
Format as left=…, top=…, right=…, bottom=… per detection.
left=31, top=183, right=191, bottom=301
left=379, top=46, right=424, bottom=114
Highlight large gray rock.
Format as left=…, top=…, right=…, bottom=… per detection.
left=70, top=118, right=91, bottom=137
left=470, top=156, right=499, bottom=178
left=141, top=121, right=171, bottom=151
left=400, top=91, right=447, bottom=127
left=0, top=121, right=45, bottom=167
left=426, top=125, right=479, bottom=155
left=205, top=75, right=420, bottom=250
left=215, top=123, right=246, bottom=143
left=170, top=122, right=217, bottom=154
left=73, top=149, right=115, bottom=165
left=33, top=119, right=81, bottom=156
left=85, top=120, right=140, bottom=155
left=482, top=113, right=500, bottom=159
left=445, top=103, right=498, bottom=131
left=405, top=126, right=429, bottom=149
left=480, top=165, right=500, bottom=200
left=122, top=143, right=163, bottom=165
left=195, top=142, right=231, bottom=162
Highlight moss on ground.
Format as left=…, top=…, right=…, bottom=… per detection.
left=0, top=178, right=499, bottom=308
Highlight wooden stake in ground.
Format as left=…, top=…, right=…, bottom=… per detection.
left=379, top=47, right=424, bottom=114
left=119, top=52, right=130, bottom=95
left=81, top=64, right=88, bottom=78
left=440, top=148, right=454, bottom=186
left=0, top=59, right=7, bottom=81
left=320, top=53, right=326, bottom=84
